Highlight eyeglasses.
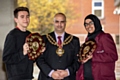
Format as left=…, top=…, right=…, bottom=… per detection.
left=84, top=21, right=94, bottom=27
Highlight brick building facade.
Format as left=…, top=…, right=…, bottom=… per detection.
left=65, top=0, right=120, bottom=79
left=65, top=0, right=119, bottom=44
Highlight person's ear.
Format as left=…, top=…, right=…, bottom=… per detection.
left=14, top=18, right=18, bottom=23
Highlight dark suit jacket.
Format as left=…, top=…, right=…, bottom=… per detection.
left=36, top=32, right=80, bottom=80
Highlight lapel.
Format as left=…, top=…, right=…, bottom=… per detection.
left=49, top=32, right=70, bottom=42
left=63, top=32, right=71, bottom=48
left=63, top=32, right=70, bottom=41
left=48, top=32, right=71, bottom=46
left=95, top=32, right=104, bottom=43
left=49, top=32, right=57, bottom=42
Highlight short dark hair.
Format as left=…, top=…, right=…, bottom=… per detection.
left=14, top=7, right=30, bottom=18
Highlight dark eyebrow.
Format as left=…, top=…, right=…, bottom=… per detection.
left=55, top=20, right=66, bottom=22
left=85, top=21, right=93, bottom=24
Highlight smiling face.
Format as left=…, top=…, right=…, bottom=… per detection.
left=53, top=14, right=66, bottom=34
left=84, top=19, right=95, bottom=34
left=14, top=11, right=30, bottom=31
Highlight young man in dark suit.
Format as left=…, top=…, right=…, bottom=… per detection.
left=36, top=13, right=80, bottom=80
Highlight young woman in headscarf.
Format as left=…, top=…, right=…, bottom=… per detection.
left=76, top=14, right=118, bottom=80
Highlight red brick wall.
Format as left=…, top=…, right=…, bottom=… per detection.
left=66, top=0, right=119, bottom=35
left=104, top=0, right=119, bottom=34
left=65, top=0, right=120, bottom=79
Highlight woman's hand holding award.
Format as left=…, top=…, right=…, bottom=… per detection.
left=79, top=39, right=97, bottom=61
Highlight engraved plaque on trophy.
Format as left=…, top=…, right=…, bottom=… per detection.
left=26, top=33, right=45, bottom=60
left=79, top=39, right=97, bottom=60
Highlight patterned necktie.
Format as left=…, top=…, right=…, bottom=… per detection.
left=57, top=36, right=62, bottom=46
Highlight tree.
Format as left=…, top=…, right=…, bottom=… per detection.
left=17, top=0, right=79, bottom=35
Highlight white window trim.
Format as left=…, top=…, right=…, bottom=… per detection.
left=92, top=0, right=104, bottom=19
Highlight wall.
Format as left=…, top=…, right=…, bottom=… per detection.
left=0, top=0, right=15, bottom=80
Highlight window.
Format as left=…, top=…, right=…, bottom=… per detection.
left=116, top=35, right=119, bottom=44
left=92, top=0, right=104, bottom=19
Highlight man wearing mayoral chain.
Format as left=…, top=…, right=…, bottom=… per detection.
left=36, top=13, right=80, bottom=80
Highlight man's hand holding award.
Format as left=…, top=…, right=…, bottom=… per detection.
left=26, top=33, right=45, bottom=60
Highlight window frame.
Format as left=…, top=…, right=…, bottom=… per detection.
left=92, top=0, right=104, bottom=19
